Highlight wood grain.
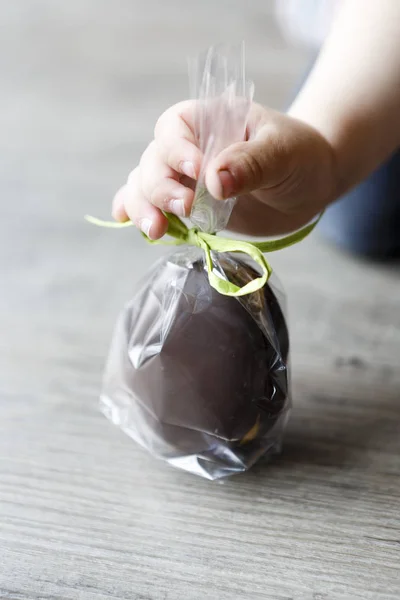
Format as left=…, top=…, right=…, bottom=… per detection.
left=1, top=1, right=399, bottom=599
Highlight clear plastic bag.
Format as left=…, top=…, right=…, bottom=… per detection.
left=189, top=43, right=254, bottom=233
left=99, top=45, right=291, bottom=480
left=101, top=249, right=290, bottom=480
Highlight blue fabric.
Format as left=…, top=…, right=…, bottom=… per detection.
left=318, top=150, right=400, bottom=258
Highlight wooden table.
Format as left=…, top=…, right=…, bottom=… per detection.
left=1, top=2, right=399, bottom=598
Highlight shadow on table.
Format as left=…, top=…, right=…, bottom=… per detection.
left=240, top=373, right=400, bottom=486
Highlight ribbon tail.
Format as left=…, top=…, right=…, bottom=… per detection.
left=251, top=212, right=323, bottom=253
left=84, top=215, right=134, bottom=228
left=85, top=213, right=190, bottom=246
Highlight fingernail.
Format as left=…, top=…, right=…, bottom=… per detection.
left=169, top=198, right=185, bottom=217
left=139, top=218, right=153, bottom=238
left=218, top=169, right=236, bottom=199
left=180, top=161, right=196, bottom=179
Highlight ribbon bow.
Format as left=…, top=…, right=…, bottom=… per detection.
left=85, top=212, right=321, bottom=297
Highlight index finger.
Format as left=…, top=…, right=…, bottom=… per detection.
left=154, top=100, right=203, bottom=180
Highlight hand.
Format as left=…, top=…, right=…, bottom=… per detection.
left=112, top=101, right=338, bottom=239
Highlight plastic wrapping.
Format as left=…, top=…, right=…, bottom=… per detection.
left=189, top=44, right=254, bottom=233
left=101, top=250, right=290, bottom=480
left=99, top=45, right=291, bottom=480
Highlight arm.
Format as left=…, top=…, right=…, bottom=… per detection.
left=289, top=0, right=400, bottom=196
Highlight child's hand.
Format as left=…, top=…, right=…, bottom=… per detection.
left=112, top=101, right=337, bottom=238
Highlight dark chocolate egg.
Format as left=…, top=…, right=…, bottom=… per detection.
left=102, top=252, right=289, bottom=477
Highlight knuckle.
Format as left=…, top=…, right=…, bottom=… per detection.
left=154, top=114, right=165, bottom=139
left=154, top=105, right=177, bottom=139
left=154, top=101, right=189, bottom=142
left=139, top=140, right=157, bottom=168
left=151, top=185, right=170, bottom=211
left=126, top=166, right=140, bottom=187
left=236, top=150, right=264, bottom=186
left=168, top=148, right=177, bottom=170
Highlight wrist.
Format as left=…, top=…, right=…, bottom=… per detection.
left=284, top=109, right=342, bottom=212
left=288, top=104, right=356, bottom=202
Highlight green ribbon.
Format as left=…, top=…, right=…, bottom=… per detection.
left=85, top=212, right=321, bottom=297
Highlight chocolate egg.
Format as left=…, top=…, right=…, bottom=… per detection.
left=101, top=251, right=290, bottom=478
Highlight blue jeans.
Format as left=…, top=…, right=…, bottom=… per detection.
left=318, top=150, right=400, bottom=258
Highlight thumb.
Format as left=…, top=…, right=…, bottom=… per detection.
left=205, top=135, right=288, bottom=200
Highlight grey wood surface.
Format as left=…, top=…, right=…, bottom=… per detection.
left=1, top=2, right=399, bottom=599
